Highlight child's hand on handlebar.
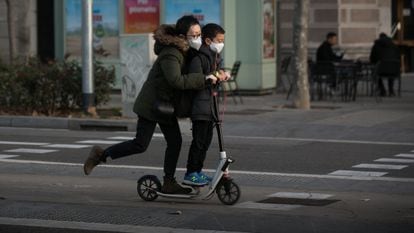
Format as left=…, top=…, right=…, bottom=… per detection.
left=206, top=74, right=218, bottom=84
left=216, top=70, right=230, bottom=82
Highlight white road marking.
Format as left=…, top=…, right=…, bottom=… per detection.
left=352, top=163, right=407, bottom=170
left=375, top=158, right=414, bottom=163
left=0, top=154, right=19, bottom=159
left=228, top=135, right=414, bottom=146
left=329, top=170, right=388, bottom=177
left=75, top=140, right=123, bottom=144
left=268, top=192, right=333, bottom=200
left=234, top=201, right=301, bottom=211
left=108, top=134, right=163, bottom=140
left=395, top=153, right=414, bottom=159
left=107, top=136, right=134, bottom=140
left=0, top=141, right=49, bottom=146
left=4, top=148, right=58, bottom=154
left=42, top=144, right=92, bottom=149
left=1, top=159, right=414, bottom=183
left=0, top=217, right=247, bottom=233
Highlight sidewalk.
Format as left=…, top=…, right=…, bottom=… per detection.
left=1, top=74, right=413, bottom=142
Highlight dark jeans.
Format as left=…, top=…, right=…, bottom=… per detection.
left=186, top=120, right=214, bottom=174
left=378, top=77, right=395, bottom=95
left=104, top=116, right=182, bottom=178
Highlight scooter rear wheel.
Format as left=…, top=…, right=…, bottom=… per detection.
left=137, top=175, right=161, bottom=201
left=216, top=179, right=241, bottom=205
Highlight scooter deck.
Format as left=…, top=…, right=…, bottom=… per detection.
left=155, top=191, right=199, bottom=199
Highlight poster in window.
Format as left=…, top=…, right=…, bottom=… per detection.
left=125, top=0, right=160, bottom=34
left=164, top=0, right=221, bottom=25
left=263, top=0, right=275, bottom=59
left=66, top=0, right=119, bottom=58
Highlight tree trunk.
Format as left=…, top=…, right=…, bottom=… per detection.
left=5, top=0, right=17, bottom=64
left=5, top=0, right=33, bottom=64
left=292, top=0, right=310, bottom=109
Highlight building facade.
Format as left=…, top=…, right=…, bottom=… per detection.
left=279, top=0, right=413, bottom=72
left=0, top=0, right=412, bottom=95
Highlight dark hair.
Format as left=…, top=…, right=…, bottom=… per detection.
left=326, top=32, right=337, bottom=39
left=202, top=23, right=225, bottom=43
left=175, top=15, right=200, bottom=36
left=379, top=32, right=388, bottom=39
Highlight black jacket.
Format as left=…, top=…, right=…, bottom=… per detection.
left=316, top=41, right=342, bottom=62
left=369, top=36, right=400, bottom=64
left=188, top=45, right=221, bottom=121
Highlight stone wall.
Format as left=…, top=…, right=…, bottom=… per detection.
left=279, top=0, right=391, bottom=61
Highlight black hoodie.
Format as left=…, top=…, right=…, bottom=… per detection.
left=370, top=35, right=400, bottom=64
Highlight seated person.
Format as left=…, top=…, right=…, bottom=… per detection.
left=316, top=32, right=343, bottom=62
left=315, top=32, right=343, bottom=90
left=369, top=33, right=400, bottom=97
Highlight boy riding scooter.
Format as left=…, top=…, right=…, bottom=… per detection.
left=183, top=23, right=230, bottom=186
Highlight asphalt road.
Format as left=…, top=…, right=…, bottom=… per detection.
left=1, top=126, right=414, bottom=233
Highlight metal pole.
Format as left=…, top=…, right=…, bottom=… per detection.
left=81, top=0, right=95, bottom=114
left=275, top=0, right=282, bottom=92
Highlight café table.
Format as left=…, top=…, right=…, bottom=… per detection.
left=332, top=60, right=358, bottom=102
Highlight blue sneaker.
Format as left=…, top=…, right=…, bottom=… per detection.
left=198, top=171, right=213, bottom=182
left=183, top=172, right=208, bottom=186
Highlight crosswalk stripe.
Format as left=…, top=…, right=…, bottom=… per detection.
left=352, top=163, right=407, bottom=170
left=42, top=144, right=91, bottom=149
left=4, top=148, right=58, bottom=154
left=268, top=192, right=333, bottom=200
left=0, top=154, right=19, bottom=159
left=107, top=134, right=163, bottom=140
left=395, top=153, right=414, bottom=159
left=0, top=141, right=49, bottom=146
left=107, top=136, right=134, bottom=140
left=234, top=201, right=301, bottom=211
left=76, top=140, right=123, bottom=144
left=375, top=158, right=414, bottom=163
left=329, top=170, right=387, bottom=177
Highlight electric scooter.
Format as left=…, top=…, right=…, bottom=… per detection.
left=137, top=84, right=241, bottom=205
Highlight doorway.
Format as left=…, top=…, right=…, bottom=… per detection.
left=37, top=0, right=55, bottom=62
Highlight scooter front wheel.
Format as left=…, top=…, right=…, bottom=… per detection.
left=137, top=175, right=161, bottom=201
left=216, top=179, right=241, bottom=205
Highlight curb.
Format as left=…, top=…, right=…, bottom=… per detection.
left=0, top=115, right=137, bottom=131
left=0, top=115, right=193, bottom=134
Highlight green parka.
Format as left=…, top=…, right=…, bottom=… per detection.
left=133, top=25, right=206, bottom=124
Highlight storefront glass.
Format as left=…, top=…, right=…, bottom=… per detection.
left=65, top=0, right=119, bottom=58
left=164, top=0, right=221, bottom=25
left=124, top=0, right=160, bottom=34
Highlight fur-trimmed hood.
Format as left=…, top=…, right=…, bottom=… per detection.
left=153, top=24, right=189, bottom=55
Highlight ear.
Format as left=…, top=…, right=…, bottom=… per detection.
left=205, top=38, right=212, bottom=45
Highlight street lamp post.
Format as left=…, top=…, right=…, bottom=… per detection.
left=81, top=0, right=96, bottom=115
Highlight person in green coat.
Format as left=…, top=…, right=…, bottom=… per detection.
left=83, top=15, right=227, bottom=194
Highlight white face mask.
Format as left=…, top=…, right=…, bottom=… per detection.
left=188, top=37, right=202, bottom=50
left=210, top=42, right=224, bottom=53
